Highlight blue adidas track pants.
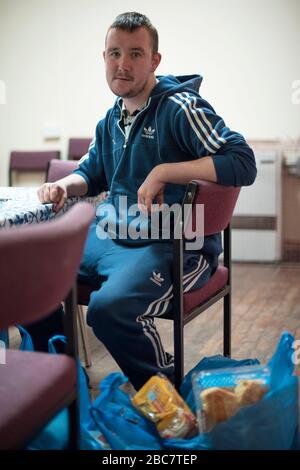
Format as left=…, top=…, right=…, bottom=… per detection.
left=78, top=218, right=213, bottom=390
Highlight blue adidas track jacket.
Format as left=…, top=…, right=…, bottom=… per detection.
left=74, top=74, right=256, bottom=264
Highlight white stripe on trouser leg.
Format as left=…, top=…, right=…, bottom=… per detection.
left=142, top=285, right=173, bottom=317
left=183, top=258, right=209, bottom=292
left=183, top=255, right=204, bottom=285
left=137, top=285, right=174, bottom=369
left=184, top=262, right=209, bottom=292
left=137, top=254, right=210, bottom=369
left=138, top=312, right=174, bottom=368
left=143, top=327, right=173, bottom=369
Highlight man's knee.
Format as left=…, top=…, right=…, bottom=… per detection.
left=86, top=290, right=124, bottom=336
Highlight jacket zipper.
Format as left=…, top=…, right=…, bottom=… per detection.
left=116, top=98, right=151, bottom=149
left=110, top=99, right=152, bottom=195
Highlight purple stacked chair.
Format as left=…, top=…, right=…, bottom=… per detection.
left=47, top=159, right=79, bottom=182
left=67, top=138, right=92, bottom=161
left=9, top=150, right=60, bottom=186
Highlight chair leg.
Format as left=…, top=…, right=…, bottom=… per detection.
left=174, top=322, right=184, bottom=391
left=64, top=288, right=79, bottom=450
left=67, top=398, right=79, bottom=450
left=173, top=235, right=184, bottom=391
left=77, top=305, right=92, bottom=368
left=223, top=291, right=231, bottom=357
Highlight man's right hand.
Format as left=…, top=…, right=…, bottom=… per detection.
left=37, top=182, right=68, bottom=213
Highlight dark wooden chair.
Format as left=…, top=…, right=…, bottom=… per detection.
left=76, top=180, right=240, bottom=390
left=163, top=180, right=240, bottom=389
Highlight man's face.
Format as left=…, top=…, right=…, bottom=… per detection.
left=103, top=27, right=161, bottom=99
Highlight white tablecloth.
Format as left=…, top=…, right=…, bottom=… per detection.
left=0, top=187, right=99, bottom=229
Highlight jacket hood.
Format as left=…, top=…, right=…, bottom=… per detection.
left=151, top=74, right=203, bottom=97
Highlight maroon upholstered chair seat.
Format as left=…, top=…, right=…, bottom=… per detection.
left=183, top=266, right=228, bottom=316
left=0, top=350, right=76, bottom=450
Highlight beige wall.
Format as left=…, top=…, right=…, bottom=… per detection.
left=0, top=0, right=300, bottom=185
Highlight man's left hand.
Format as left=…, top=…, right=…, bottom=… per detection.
left=137, top=165, right=166, bottom=214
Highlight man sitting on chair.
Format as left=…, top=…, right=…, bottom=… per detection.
left=36, top=12, right=256, bottom=390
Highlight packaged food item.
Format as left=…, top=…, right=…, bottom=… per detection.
left=193, top=365, right=270, bottom=432
left=132, top=375, right=197, bottom=439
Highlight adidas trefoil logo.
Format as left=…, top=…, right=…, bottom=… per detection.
left=150, top=271, right=164, bottom=287
left=142, top=126, right=155, bottom=139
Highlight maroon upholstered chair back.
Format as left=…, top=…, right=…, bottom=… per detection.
left=10, top=151, right=60, bottom=171
left=9, top=151, right=61, bottom=186
left=184, top=179, right=240, bottom=239
left=47, top=159, right=79, bottom=182
left=0, top=202, right=95, bottom=330
left=68, top=138, right=92, bottom=161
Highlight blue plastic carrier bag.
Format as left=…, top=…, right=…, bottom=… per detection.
left=0, top=324, right=34, bottom=351
left=23, top=330, right=299, bottom=450
left=161, top=355, right=259, bottom=450
left=89, top=372, right=162, bottom=450
left=163, top=332, right=299, bottom=450
left=18, top=325, right=35, bottom=351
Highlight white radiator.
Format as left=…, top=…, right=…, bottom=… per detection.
left=232, top=147, right=282, bottom=262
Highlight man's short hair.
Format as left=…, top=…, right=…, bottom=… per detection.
left=108, top=12, right=159, bottom=54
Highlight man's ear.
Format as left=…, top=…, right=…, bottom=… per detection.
left=151, top=52, right=162, bottom=72
left=102, top=50, right=106, bottom=61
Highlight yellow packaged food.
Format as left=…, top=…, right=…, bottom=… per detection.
left=132, top=375, right=197, bottom=439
